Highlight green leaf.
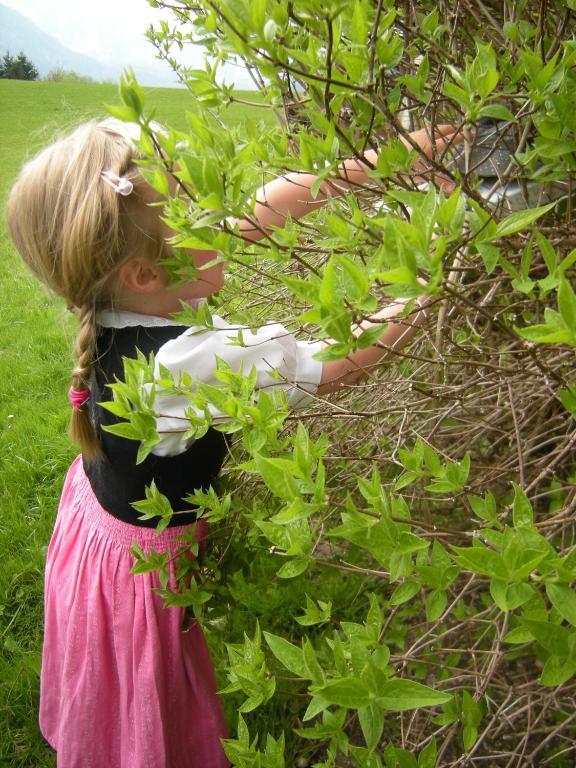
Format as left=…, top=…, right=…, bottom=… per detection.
left=377, top=679, right=451, bottom=711
left=150, top=169, right=170, bottom=197
left=357, top=324, right=387, bottom=349
left=323, top=310, right=352, bottom=344
left=452, top=543, right=507, bottom=578
left=263, top=632, right=309, bottom=678
left=389, top=580, right=421, bottom=606
left=469, top=43, right=499, bottom=98
left=559, top=248, right=576, bottom=274
left=418, top=737, right=437, bottom=768
left=546, top=583, right=576, bottom=627
left=512, top=483, right=534, bottom=527
left=490, top=578, right=509, bottom=611
left=492, top=202, right=556, bottom=239
left=443, top=81, right=470, bottom=108
left=254, top=454, right=300, bottom=501
left=423, top=444, right=441, bottom=474
left=251, top=0, right=266, bottom=29
left=515, top=324, right=574, bottom=344
left=372, top=645, right=390, bottom=671
left=559, top=385, right=576, bottom=417
left=337, top=254, right=370, bottom=299
left=296, top=595, right=332, bottom=627
left=512, top=275, right=535, bottom=294
left=130, top=480, right=175, bottom=531
left=397, top=531, right=429, bottom=554
left=358, top=703, right=385, bottom=752
left=478, top=104, right=517, bottom=122
left=462, top=690, right=483, bottom=734
left=276, top=557, right=310, bottom=579
left=302, top=638, right=324, bottom=684
left=385, top=745, right=418, bottom=768
left=118, top=70, right=144, bottom=114
left=102, top=421, right=142, bottom=441
left=506, top=583, right=536, bottom=610
left=426, top=589, right=448, bottom=622
left=341, top=51, right=367, bottom=82
left=462, top=724, right=478, bottom=751
left=437, top=188, right=464, bottom=230
left=376, top=267, right=418, bottom=286
left=319, top=257, right=338, bottom=307
left=540, top=655, right=576, bottom=686
left=314, top=678, right=371, bottom=709
left=351, top=0, right=368, bottom=44
left=395, top=471, right=420, bottom=490
left=282, top=276, right=319, bottom=303
left=302, top=695, right=330, bottom=721
left=558, top=277, right=576, bottom=330
left=503, top=625, right=534, bottom=644
left=468, top=492, right=499, bottom=527
left=521, top=619, right=571, bottom=656
left=366, top=593, right=385, bottom=637
left=105, top=103, right=139, bottom=122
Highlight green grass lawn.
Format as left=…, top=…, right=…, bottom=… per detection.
left=0, top=78, right=272, bottom=767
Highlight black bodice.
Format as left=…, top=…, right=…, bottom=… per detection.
left=84, top=324, right=227, bottom=528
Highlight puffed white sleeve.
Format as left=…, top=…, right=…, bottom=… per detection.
left=150, top=316, right=324, bottom=457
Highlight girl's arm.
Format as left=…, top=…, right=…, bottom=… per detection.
left=231, top=125, right=462, bottom=392
left=317, top=296, right=429, bottom=395
left=232, top=125, right=461, bottom=241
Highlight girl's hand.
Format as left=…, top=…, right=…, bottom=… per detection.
left=403, top=124, right=465, bottom=193
left=408, top=124, right=464, bottom=157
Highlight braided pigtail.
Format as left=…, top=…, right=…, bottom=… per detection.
left=70, top=304, right=101, bottom=460
left=6, top=119, right=169, bottom=461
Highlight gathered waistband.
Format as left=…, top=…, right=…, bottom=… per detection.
left=62, top=455, right=203, bottom=550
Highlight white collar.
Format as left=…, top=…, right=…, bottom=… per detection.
left=96, top=309, right=187, bottom=328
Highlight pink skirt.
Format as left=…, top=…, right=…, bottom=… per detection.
left=40, top=456, right=229, bottom=768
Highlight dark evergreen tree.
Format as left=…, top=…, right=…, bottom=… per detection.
left=0, top=51, right=39, bottom=80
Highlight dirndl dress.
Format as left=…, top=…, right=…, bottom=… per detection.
left=39, top=455, right=229, bottom=768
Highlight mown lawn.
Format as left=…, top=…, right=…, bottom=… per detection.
left=0, top=78, right=273, bottom=767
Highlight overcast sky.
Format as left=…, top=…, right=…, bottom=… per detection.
left=2, top=0, right=251, bottom=85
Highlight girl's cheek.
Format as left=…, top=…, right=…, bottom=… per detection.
left=211, top=264, right=225, bottom=290
left=197, top=259, right=225, bottom=292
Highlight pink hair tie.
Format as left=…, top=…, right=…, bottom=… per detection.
left=100, top=171, right=134, bottom=196
left=69, top=386, right=91, bottom=411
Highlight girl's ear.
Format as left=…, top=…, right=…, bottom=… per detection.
left=117, top=257, right=165, bottom=295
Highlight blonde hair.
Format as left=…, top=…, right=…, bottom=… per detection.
left=6, top=120, right=167, bottom=459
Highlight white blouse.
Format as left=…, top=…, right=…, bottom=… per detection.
left=98, top=309, right=324, bottom=457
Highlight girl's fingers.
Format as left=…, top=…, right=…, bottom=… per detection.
left=434, top=130, right=466, bottom=152
left=401, top=123, right=471, bottom=191
left=411, top=170, right=456, bottom=193
left=434, top=124, right=465, bottom=137
left=411, top=125, right=467, bottom=157
left=428, top=131, right=465, bottom=156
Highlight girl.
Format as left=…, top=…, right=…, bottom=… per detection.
left=6, top=117, right=461, bottom=768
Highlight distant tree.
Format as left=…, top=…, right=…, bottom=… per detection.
left=0, top=51, right=39, bottom=80
left=0, top=52, right=15, bottom=78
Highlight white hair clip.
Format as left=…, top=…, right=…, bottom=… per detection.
left=100, top=171, right=134, bottom=196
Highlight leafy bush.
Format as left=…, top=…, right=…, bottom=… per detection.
left=111, top=0, right=576, bottom=764
left=44, top=68, right=95, bottom=84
